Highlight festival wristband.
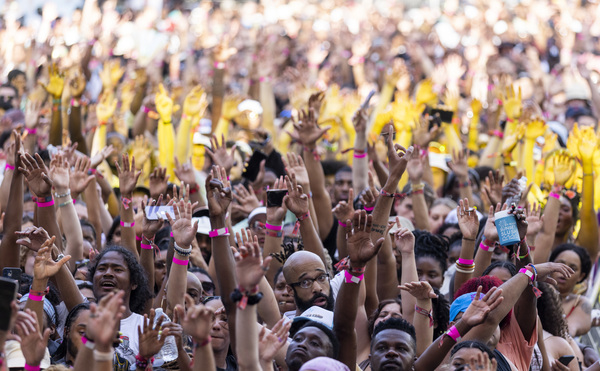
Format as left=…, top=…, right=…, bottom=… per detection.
left=364, top=206, right=374, bottom=212
left=458, top=258, right=474, bottom=265
left=446, top=325, right=462, bottom=341
left=82, top=335, right=95, bottom=349
left=353, top=152, right=367, bottom=159
left=141, top=244, right=153, bottom=250
left=519, top=267, right=535, bottom=282
left=198, top=336, right=212, bottom=347
left=479, top=243, right=493, bottom=252
left=28, top=294, right=45, bottom=302
left=549, top=192, right=560, bottom=200
left=120, top=220, right=135, bottom=228
left=265, top=223, right=282, bottom=231
left=24, top=364, right=40, bottom=371
left=344, top=270, right=364, bottom=284
left=338, top=221, right=348, bottom=227
left=172, top=257, right=189, bottom=266
left=415, top=305, right=434, bottom=327
left=135, top=235, right=143, bottom=242
left=5, top=164, right=14, bottom=171
left=121, top=197, right=132, bottom=209
left=208, top=227, right=230, bottom=238
left=37, top=200, right=55, bottom=208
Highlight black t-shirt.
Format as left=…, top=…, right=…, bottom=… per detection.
left=216, top=354, right=238, bottom=371
left=322, top=217, right=339, bottom=264
left=494, top=349, right=512, bottom=371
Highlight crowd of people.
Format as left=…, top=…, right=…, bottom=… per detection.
left=1, top=0, right=600, bottom=370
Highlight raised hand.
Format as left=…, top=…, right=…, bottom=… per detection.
left=359, top=173, right=378, bottom=210
left=406, top=147, right=425, bottom=183
left=447, top=149, right=469, bottom=180
left=25, top=100, right=43, bottom=129
left=166, top=198, right=199, bottom=248
left=332, top=188, right=355, bottom=222
left=49, top=153, right=70, bottom=192
left=233, top=231, right=271, bottom=291
left=213, top=36, right=237, bottom=63
left=467, top=350, right=498, bottom=371
left=99, top=60, right=125, bottom=90
left=96, top=92, right=118, bottom=123
left=399, top=281, right=438, bottom=301
left=536, top=262, right=574, bottom=285
left=415, top=79, right=438, bottom=108
left=69, top=156, right=94, bottom=198
left=19, top=152, right=53, bottom=197
left=283, top=153, right=310, bottom=189
left=68, top=68, right=86, bottom=98
left=155, top=84, right=174, bottom=123
left=283, top=172, right=309, bottom=218
left=173, top=157, right=198, bottom=189
left=353, top=107, right=368, bottom=135
left=90, top=145, right=115, bottom=169
left=553, top=152, right=576, bottom=186
left=232, top=184, right=261, bottom=217
left=482, top=203, right=505, bottom=244
left=287, top=108, right=330, bottom=147
left=524, top=117, right=547, bottom=140
left=115, top=153, right=142, bottom=196
left=183, top=86, right=208, bottom=117
left=344, top=210, right=385, bottom=268
left=258, top=318, right=291, bottom=364
left=33, top=237, right=71, bottom=280
left=508, top=206, right=528, bottom=241
left=86, top=291, right=126, bottom=348
left=131, top=136, right=152, bottom=168
left=503, top=85, right=522, bottom=120
left=394, top=225, right=415, bottom=255
left=16, top=226, right=51, bottom=252
left=138, top=309, right=172, bottom=360
left=461, top=286, right=503, bottom=327
left=413, top=116, right=439, bottom=148
left=174, top=295, right=214, bottom=344
left=205, top=135, right=236, bottom=174
left=142, top=196, right=165, bottom=240
left=149, top=167, right=170, bottom=200
left=578, top=126, right=598, bottom=162
left=40, top=63, right=65, bottom=98
left=525, top=203, right=543, bottom=239
left=307, top=41, right=328, bottom=67
left=483, top=170, right=504, bottom=207
left=15, top=310, right=51, bottom=366
left=266, top=177, right=288, bottom=224
left=206, top=165, right=232, bottom=218
left=457, top=198, right=479, bottom=240
left=385, top=125, right=413, bottom=180
left=501, top=124, right=525, bottom=153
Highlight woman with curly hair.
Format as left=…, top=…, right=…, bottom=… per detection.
left=536, top=282, right=583, bottom=371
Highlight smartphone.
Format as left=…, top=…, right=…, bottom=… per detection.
left=558, top=355, right=575, bottom=366
left=361, top=90, right=375, bottom=110
left=2, top=267, right=21, bottom=282
left=0, top=277, right=18, bottom=330
left=145, top=206, right=175, bottom=221
left=267, top=190, right=288, bottom=207
left=242, top=150, right=268, bottom=182
left=429, top=108, right=454, bottom=124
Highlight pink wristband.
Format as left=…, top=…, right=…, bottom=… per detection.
left=344, top=269, right=364, bottom=284
left=458, top=258, right=474, bottom=265
left=28, top=294, right=44, bottom=302
left=549, top=192, right=560, bottom=200
left=364, top=206, right=374, bottom=212
left=37, top=200, right=55, bottom=207
left=338, top=221, right=348, bottom=227
left=209, top=227, right=230, bottom=238
left=25, top=128, right=37, bottom=135
left=172, top=257, right=189, bottom=266
left=479, top=243, right=493, bottom=252
left=135, top=235, right=143, bottom=241
left=265, top=223, right=282, bottom=231
left=353, top=152, right=367, bottom=158
left=120, top=220, right=135, bottom=228
left=5, top=164, right=14, bottom=171
left=24, top=364, right=41, bottom=371
left=446, top=325, right=462, bottom=341
left=141, top=243, right=153, bottom=250
left=519, top=267, right=535, bottom=282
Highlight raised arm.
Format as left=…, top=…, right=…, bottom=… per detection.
left=67, top=68, right=89, bottom=155
left=263, top=177, right=288, bottom=285
left=399, top=281, right=437, bottom=356
left=115, top=153, right=142, bottom=259
left=233, top=234, right=272, bottom=371
left=41, top=63, right=65, bottom=146
left=177, top=86, right=207, bottom=161
left=575, top=128, right=599, bottom=260
left=166, top=199, right=198, bottom=311
left=155, top=84, right=177, bottom=179
left=352, top=106, right=369, bottom=194
left=473, top=204, right=504, bottom=277
left=406, top=149, right=431, bottom=231
left=447, top=149, right=474, bottom=206
left=395, top=227, right=418, bottom=324
left=453, top=199, right=479, bottom=293
left=175, top=296, right=216, bottom=371
left=335, top=210, right=384, bottom=370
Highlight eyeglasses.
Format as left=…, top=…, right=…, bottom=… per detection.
left=250, top=221, right=265, bottom=231
left=290, top=273, right=329, bottom=289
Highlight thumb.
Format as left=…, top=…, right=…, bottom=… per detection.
left=42, top=328, right=52, bottom=343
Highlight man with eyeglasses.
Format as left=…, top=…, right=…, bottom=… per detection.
left=282, top=250, right=337, bottom=317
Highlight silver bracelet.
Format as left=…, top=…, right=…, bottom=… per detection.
left=174, top=242, right=192, bottom=256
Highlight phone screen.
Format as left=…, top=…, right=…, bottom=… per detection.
left=267, top=190, right=288, bottom=207
left=0, top=277, right=17, bottom=331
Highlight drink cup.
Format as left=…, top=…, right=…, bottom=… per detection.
left=494, top=209, right=521, bottom=246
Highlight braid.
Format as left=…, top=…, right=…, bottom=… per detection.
left=413, top=230, right=449, bottom=273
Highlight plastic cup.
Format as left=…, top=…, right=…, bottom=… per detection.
left=494, top=209, right=521, bottom=246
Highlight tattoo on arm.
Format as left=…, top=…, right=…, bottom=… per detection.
left=371, top=223, right=386, bottom=235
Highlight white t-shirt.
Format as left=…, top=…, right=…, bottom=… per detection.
left=114, top=311, right=178, bottom=371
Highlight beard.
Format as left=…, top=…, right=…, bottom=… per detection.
left=67, top=337, right=78, bottom=359
left=293, top=289, right=335, bottom=312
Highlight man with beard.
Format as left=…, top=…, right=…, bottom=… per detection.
left=369, top=318, right=417, bottom=371
left=282, top=251, right=336, bottom=316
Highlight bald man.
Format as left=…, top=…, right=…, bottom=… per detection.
left=283, top=251, right=335, bottom=316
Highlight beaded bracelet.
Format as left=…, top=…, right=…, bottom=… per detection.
left=58, top=199, right=73, bottom=208
left=174, top=242, right=192, bottom=256
left=54, top=190, right=71, bottom=199
left=411, top=183, right=425, bottom=191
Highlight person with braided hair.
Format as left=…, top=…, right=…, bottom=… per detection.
left=414, top=230, right=450, bottom=290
